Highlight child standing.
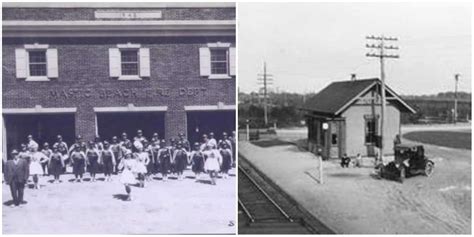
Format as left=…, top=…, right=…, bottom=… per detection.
left=172, top=141, right=188, bottom=181
left=189, top=142, right=205, bottom=181
left=204, top=146, right=221, bottom=185
left=29, top=146, right=49, bottom=189
left=70, top=146, right=86, bottom=182
left=158, top=140, right=171, bottom=181
left=219, top=142, right=233, bottom=179
left=86, top=141, right=100, bottom=182
left=101, top=141, right=116, bottom=181
left=134, top=147, right=149, bottom=188
left=49, top=145, right=64, bottom=183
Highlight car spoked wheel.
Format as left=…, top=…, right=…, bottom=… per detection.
left=424, top=162, right=434, bottom=177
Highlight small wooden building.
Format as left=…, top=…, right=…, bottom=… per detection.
left=302, top=78, right=416, bottom=159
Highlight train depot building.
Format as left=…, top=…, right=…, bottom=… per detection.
left=303, top=78, right=416, bottom=159
left=2, top=3, right=236, bottom=159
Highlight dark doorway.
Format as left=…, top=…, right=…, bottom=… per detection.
left=4, top=113, right=76, bottom=155
left=186, top=110, right=235, bottom=145
left=96, top=112, right=165, bottom=141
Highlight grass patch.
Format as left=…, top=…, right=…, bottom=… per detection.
left=251, top=139, right=294, bottom=148
left=403, top=131, right=471, bottom=150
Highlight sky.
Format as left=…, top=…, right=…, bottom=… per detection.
left=238, top=2, right=471, bottom=95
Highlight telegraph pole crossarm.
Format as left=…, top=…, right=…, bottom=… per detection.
left=365, top=35, right=399, bottom=165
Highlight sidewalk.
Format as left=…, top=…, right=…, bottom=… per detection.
left=239, top=141, right=470, bottom=234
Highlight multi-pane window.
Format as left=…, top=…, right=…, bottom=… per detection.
left=365, top=117, right=377, bottom=144
left=28, top=51, right=47, bottom=76
left=210, top=49, right=228, bottom=75
left=121, top=50, right=139, bottom=76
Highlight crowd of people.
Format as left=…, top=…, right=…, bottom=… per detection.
left=4, top=130, right=236, bottom=204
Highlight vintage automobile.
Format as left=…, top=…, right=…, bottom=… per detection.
left=376, top=144, right=434, bottom=183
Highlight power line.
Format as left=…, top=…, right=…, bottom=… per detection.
left=366, top=34, right=399, bottom=164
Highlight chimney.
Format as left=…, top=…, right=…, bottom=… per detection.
left=351, top=74, right=356, bottom=81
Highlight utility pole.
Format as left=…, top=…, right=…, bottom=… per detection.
left=454, top=74, right=460, bottom=124
left=366, top=35, right=399, bottom=164
left=257, top=62, right=273, bottom=127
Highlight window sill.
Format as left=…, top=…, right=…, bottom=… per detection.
left=118, top=75, right=142, bottom=81
left=25, top=76, right=50, bottom=82
left=208, top=75, right=232, bottom=79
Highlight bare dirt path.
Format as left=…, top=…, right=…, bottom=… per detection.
left=2, top=169, right=236, bottom=234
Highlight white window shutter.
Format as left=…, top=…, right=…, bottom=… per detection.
left=229, top=47, right=236, bottom=76
left=15, top=48, right=27, bottom=78
left=199, top=47, right=211, bottom=76
left=139, top=48, right=150, bottom=77
left=109, top=48, right=121, bottom=77
left=46, top=48, right=58, bottom=78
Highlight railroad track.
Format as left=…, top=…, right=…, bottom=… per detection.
left=238, top=154, right=335, bottom=234
left=238, top=165, right=313, bottom=234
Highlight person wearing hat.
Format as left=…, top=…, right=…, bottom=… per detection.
left=94, top=135, right=104, bottom=151
left=18, top=143, right=31, bottom=164
left=208, top=132, right=217, bottom=149
left=120, top=132, right=131, bottom=146
left=100, top=140, right=116, bottom=182
left=49, top=144, right=65, bottom=183
left=189, top=142, right=205, bottom=181
left=219, top=142, right=233, bottom=179
left=27, top=135, right=39, bottom=152
left=41, top=142, right=53, bottom=176
left=118, top=150, right=137, bottom=201
left=110, top=136, right=122, bottom=174
left=172, top=141, right=188, bottom=181
left=70, top=145, right=86, bottom=182
left=29, top=145, right=49, bottom=189
left=4, top=150, right=29, bottom=206
left=178, top=132, right=190, bottom=152
left=158, top=139, right=172, bottom=181
left=86, top=141, right=100, bottom=182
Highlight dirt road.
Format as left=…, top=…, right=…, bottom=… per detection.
left=2, top=169, right=236, bottom=234
left=240, top=125, right=471, bottom=234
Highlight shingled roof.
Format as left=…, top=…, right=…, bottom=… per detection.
left=302, top=78, right=416, bottom=116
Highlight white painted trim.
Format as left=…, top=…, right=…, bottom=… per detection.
left=184, top=105, right=235, bottom=111
left=207, top=42, right=231, bottom=48
left=3, top=20, right=235, bottom=38
left=118, top=75, right=142, bottom=81
left=93, top=106, right=168, bottom=113
left=3, top=2, right=236, bottom=8
left=117, top=43, right=141, bottom=49
left=3, top=107, right=77, bottom=114
left=209, top=75, right=232, bottom=79
left=25, top=76, right=50, bottom=82
left=24, top=43, right=49, bottom=49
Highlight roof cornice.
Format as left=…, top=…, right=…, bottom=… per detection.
left=2, top=20, right=236, bottom=38
left=2, top=2, right=236, bottom=8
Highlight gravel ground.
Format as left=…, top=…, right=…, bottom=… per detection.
left=239, top=129, right=471, bottom=234
left=2, top=169, right=236, bottom=234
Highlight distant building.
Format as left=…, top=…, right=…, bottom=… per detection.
left=302, top=78, right=416, bottom=159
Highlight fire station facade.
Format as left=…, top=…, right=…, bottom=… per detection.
left=2, top=3, right=236, bottom=159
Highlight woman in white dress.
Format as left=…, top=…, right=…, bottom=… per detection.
left=134, top=146, right=149, bottom=188
left=118, top=151, right=137, bottom=201
left=29, top=146, right=49, bottom=189
left=204, top=145, right=221, bottom=185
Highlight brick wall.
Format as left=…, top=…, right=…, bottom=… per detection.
left=2, top=36, right=236, bottom=141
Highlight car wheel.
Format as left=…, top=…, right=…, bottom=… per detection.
left=424, top=162, right=434, bottom=177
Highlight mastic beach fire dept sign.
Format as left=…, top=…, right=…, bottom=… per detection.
left=48, top=87, right=208, bottom=99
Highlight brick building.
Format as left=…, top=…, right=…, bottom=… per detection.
left=303, top=78, right=416, bottom=159
left=2, top=3, right=236, bottom=160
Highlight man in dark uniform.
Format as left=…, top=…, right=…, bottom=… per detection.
left=4, top=150, right=29, bottom=207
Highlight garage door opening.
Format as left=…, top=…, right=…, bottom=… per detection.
left=96, top=112, right=165, bottom=141
left=187, top=110, right=236, bottom=145
left=4, top=113, right=76, bottom=156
